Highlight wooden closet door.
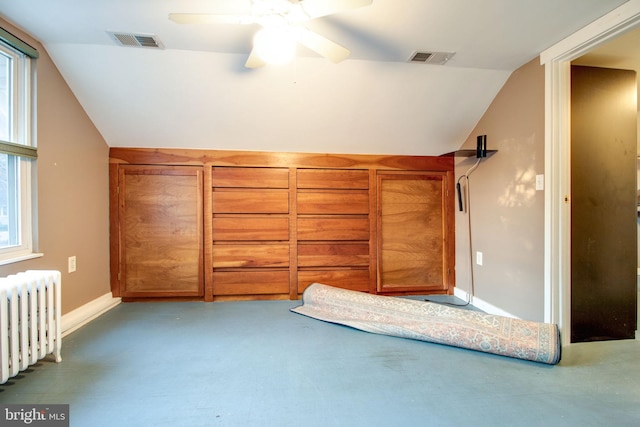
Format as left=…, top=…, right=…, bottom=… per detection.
left=377, top=172, right=452, bottom=293
left=119, top=165, right=204, bottom=298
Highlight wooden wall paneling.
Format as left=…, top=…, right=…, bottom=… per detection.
left=445, top=170, right=455, bottom=292
left=368, top=169, right=378, bottom=294
left=110, top=148, right=453, bottom=172
left=289, top=168, right=298, bottom=299
left=295, top=168, right=372, bottom=294
left=211, top=166, right=292, bottom=299
left=204, top=164, right=214, bottom=301
left=110, top=149, right=455, bottom=301
left=109, top=163, right=121, bottom=297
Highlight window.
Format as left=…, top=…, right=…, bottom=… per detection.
left=0, top=28, right=38, bottom=264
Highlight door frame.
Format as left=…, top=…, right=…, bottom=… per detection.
left=541, top=0, right=640, bottom=345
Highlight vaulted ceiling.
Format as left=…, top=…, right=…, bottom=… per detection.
left=0, top=0, right=629, bottom=155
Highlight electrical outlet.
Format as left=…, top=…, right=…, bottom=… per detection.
left=536, top=174, right=544, bottom=191
left=68, top=256, right=77, bottom=273
left=476, top=251, right=483, bottom=266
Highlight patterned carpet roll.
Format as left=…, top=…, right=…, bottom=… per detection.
left=291, top=283, right=561, bottom=365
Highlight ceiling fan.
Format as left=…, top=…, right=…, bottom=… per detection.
left=169, top=0, right=373, bottom=68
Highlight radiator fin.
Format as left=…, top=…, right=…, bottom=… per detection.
left=0, top=270, right=62, bottom=384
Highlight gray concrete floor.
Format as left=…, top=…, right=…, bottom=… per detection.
left=1, top=300, right=639, bottom=426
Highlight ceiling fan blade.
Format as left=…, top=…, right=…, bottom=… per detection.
left=299, top=0, right=372, bottom=19
left=245, top=48, right=266, bottom=68
left=168, top=13, right=256, bottom=25
left=292, top=27, right=350, bottom=63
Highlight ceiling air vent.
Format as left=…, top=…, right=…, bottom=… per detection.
left=108, top=32, right=164, bottom=49
left=409, top=51, right=455, bottom=65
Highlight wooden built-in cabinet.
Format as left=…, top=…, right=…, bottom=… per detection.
left=211, top=167, right=291, bottom=298
left=377, top=171, right=452, bottom=293
left=296, top=168, right=375, bottom=294
left=109, top=148, right=455, bottom=301
left=115, top=165, right=204, bottom=298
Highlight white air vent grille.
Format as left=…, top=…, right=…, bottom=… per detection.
left=409, top=51, right=455, bottom=65
left=108, top=32, right=164, bottom=49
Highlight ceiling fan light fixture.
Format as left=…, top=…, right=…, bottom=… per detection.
left=253, top=27, right=296, bottom=65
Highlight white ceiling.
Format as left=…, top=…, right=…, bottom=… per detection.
left=0, top=0, right=630, bottom=155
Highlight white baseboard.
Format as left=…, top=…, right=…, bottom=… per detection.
left=61, top=292, right=121, bottom=338
left=453, top=287, right=519, bottom=319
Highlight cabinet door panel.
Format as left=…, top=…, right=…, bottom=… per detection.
left=377, top=173, right=449, bottom=292
left=120, top=166, right=203, bottom=297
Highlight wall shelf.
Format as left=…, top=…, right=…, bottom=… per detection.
left=441, top=149, right=498, bottom=158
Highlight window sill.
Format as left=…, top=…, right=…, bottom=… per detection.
left=0, top=252, right=44, bottom=266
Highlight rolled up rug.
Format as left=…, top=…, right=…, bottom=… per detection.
left=291, top=283, right=561, bottom=365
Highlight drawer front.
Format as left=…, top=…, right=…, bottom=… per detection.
left=297, top=244, right=369, bottom=267
left=213, top=218, right=289, bottom=241
left=213, top=271, right=290, bottom=295
left=297, top=169, right=369, bottom=189
left=213, top=190, right=289, bottom=214
left=297, top=270, right=370, bottom=293
left=297, top=191, right=368, bottom=215
left=212, top=167, right=289, bottom=188
left=213, top=244, right=289, bottom=268
left=297, top=217, right=370, bottom=241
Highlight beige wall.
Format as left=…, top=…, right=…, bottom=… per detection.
left=455, top=57, right=545, bottom=321
left=0, top=16, right=546, bottom=319
left=0, top=19, right=110, bottom=314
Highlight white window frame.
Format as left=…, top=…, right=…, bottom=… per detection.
left=0, top=30, right=40, bottom=265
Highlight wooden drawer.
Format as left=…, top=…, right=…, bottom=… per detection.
left=212, top=167, right=289, bottom=188
left=213, top=244, right=289, bottom=268
left=297, top=217, right=369, bottom=241
left=212, top=189, right=289, bottom=214
left=212, top=217, right=289, bottom=241
left=298, top=244, right=369, bottom=267
left=297, top=190, right=368, bottom=214
left=297, top=169, right=369, bottom=189
left=213, top=271, right=290, bottom=295
left=298, top=270, right=370, bottom=293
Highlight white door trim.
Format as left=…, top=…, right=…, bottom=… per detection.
left=541, top=0, right=640, bottom=346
